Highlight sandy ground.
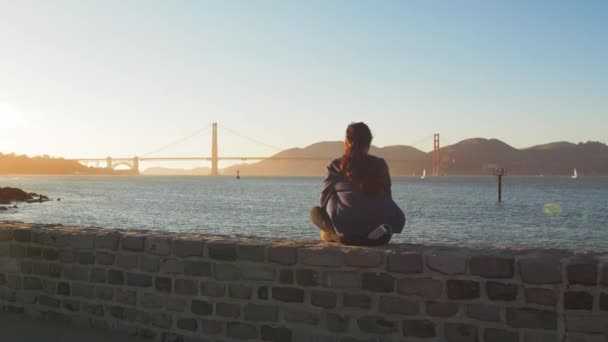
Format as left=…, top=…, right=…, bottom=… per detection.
left=0, top=312, right=147, bottom=342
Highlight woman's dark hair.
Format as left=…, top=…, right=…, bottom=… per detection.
left=339, top=122, right=384, bottom=195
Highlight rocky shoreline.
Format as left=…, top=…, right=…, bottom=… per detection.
left=0, top=187, right=51, bottom=210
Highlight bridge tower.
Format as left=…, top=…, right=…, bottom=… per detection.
left=106, top=157, right=113, bottom=170
left=211, top=122, right=219, bottom=176
left=133, top=156, right=140, bottom=175
left=432, top=133, right=440, bottom=176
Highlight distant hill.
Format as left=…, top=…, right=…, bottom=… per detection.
left=222, top=139, right=608, bottom=176
left=0, top=153, right=115, bottom=175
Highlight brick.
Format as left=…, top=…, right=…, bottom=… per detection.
left=387, top=252, right=423, bottom=274
left=200, top=319, right=223, bottom=335
left=63, top=265, right=89, bottom=281
left=191, top=300, right=213, bottom=316
left=39, top=295, right=60, bottom=307
left=344, top=293, right=371, bottom=309
left=160, top=258, right=184, bottom=274
left=90, top=268, right=106, bottom=283
left=173, top=239, right=204, bottom=258
left=565, top=313, right=606, bottom=334
left=14, top=229, right=32, bottom=242
left=279, top=269, right=293, bottom=284
left=295, top=269, right=319, bottom=287
left=565, top=291, right=593, bottom=310
left=82, top=303, right=104, bottom=316
left=484, top=328, right=518, bottom=342
left=311, top=290, right=336, bottom=309
left=447, top=280, right=480, bottom=300
left=69, top=233, right=95, bottom=249
left=238, top=244, right=266, bottom=262
left=525, top=288, right=556, bottom=306
left=184, top=260, right=211, bottom=277
left=140, top=255, right=160, bottom=272
left=213, top=263, right=240, bottom=280
left=27, top=246, right=42, bottom=258
left=524, top=331, right=557, bottom=342
left=427, top=252, right=467, bottom=275
left=444, top=323, right=478, bottom=342
left=77, top=252, right=95, bottom=265
left=151, top=312, right=172, bottom=329
left=166, top=297, right=187, bottom=312
left=397, top=278, right=442, bottom=299
left=567, top=262, right=598, bottom=286
left=321, top=271, right=359, bottom=289
left=344, top=249, right=383, bottom=268
left=207, top=241, right=237, bottom=261
left=200, top=281, right=225, bottom=297
left=519, top=258, right=562, bottom=284
left=7, top=274, right=22, bottom=289
left=227, top=322, right=257, bottom=339
left=126, top=273, right=152, bottom=287
left=10, top=244, right=26, bottom=258
left=115, top=289, right=137, bottom=306
left=71, top=283, right=94, bottom=298
left=425, top=301, right=458, bottom=317
left=155, top=276, right=172, bottom=293
left=361, top=272, right=394, bottom=292
left=57, top=282, right=70, bottom=296
left=486, top=282, right=519, bottom=301
left=217, top=302, right=240, bottom=318
left=242, top=265, right=275, bottom=281
left=108, top=269, right=125, bottom=285
left=121, top=235, right=145, bottom=251
left=23, top=276, right=42, bottom=290
left=379, top=296, right=419, bottom=315
left=325, top=313, right=349, bottom=333
left=470, top=256, right=514, bottom=278
left=601, top=293, right=608, bottom=311
left=145, top=236, right=172, bottom=256
left=95, top=286, right=113, bottom=301
left=42, top=248, right=59, bottom=260
left=175, top=278, right=198, bottom=295
left=268, top=244, right=297, bottom=265
left=467, top=304, right=500, bottom=322
left=300, top=246, right=344, bottom=267
left=506, top=308, right=557, bottom=330
left=257, top=286, right=269, bottom=300
left=95, top=233, right=120, bottom=250
left=177, top=318, right=197, bottom=332
left=117, top=254, right=140, bottom=269
left=261, top=325, right=292, bottom=342
left=284, top=308, right=319, bottom=325
left=96, top=252, right=115, bottom=265
left=229, top=284, right=252, bottom=299
left=272, top=287, right=304, bottom=303
left=602, top=264, right=608, bottom=286
left=63, top=299, right=80, bottom=312
left=244, top=304, right=278, bottom=322
left=141, top=292, right=163, bottom=309
left=402, top=319, right=435, bottom=338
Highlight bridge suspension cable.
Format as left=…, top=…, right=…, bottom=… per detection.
left=141, top=124, right=212, bottom=157
left=219, top=125, right=284, bottom=151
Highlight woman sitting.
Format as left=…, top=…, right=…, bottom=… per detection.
left=310, top=122, right=406, bottom=246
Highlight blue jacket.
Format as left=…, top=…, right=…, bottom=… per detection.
left=320, top=156, right=406, bottom=239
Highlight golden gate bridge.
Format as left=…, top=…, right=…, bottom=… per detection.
left=69, top=123, right=441, bottom=176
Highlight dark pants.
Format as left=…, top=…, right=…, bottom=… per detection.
left=309, top=206, right=391, bottom=246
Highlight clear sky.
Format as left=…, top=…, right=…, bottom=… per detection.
left=1, top=0, right=607, bottom=166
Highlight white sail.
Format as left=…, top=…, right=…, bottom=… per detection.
left=572, top=168, right=578, bottom=179
left=421, top=168, right=426, bottom=179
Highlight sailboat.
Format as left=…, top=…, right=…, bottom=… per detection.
left=571, top=168, right=578, bottom=179
left=420, top=169, right=426, bottom=179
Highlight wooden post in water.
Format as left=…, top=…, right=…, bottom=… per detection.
left=493, top=168, right=505, bottom=202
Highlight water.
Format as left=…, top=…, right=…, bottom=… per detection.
left=1, top=176, right=607, bottom=252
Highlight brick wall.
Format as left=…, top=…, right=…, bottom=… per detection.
left=0, top=221, right=606, bottom=341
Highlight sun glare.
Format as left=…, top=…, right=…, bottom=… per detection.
left=0, top=102, right=24, bottom=128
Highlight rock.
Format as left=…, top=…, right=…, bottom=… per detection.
left=0, top=188, right=51, bottom=204
left=0, top=206, right=7, bottom=211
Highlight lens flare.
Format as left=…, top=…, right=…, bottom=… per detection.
left=543, top=202, right=561, bottom=217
